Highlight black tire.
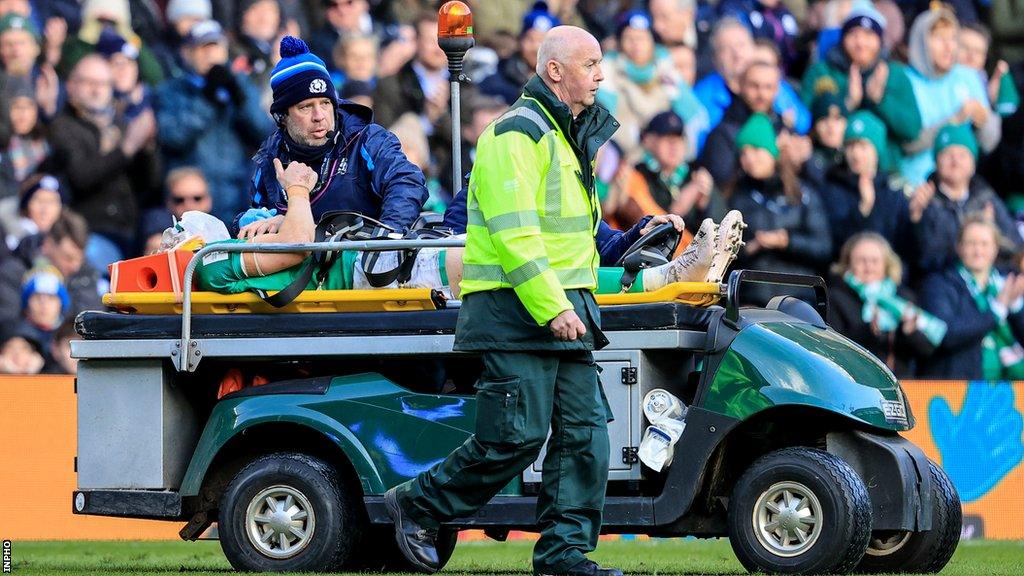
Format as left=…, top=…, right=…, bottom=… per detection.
left=217, top=452, right=362, bottom=572
left=347, top=523, right=458, bottom=572
left=855, top=459, right=962, bottom=573
left=728, top=447, right=872, bottom=574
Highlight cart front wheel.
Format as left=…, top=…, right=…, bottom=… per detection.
left=728, top=447, right=871, bottom=574
left=218, top=452, right=362, bottom=571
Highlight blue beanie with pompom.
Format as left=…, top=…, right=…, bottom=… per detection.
left=269, top=36, right=338, bottom=114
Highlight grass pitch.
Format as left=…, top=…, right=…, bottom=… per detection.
left=6, top=538, right=1024, bottom=575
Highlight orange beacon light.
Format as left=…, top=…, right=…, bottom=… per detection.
left=438, top=1, right=473, bottom=40
left=437, top=1, right=474, bottom=76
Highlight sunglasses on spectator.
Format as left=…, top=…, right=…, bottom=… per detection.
left=170, top=194, right=208, bottom=205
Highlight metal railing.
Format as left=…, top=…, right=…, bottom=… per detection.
left=177, top=238, right=466, bottom=371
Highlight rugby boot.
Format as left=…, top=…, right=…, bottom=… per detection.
left=649, top=217, right=716, bottom=288
left=384, top=487, right=439, bottom=573
left=706, top=209, right=746, bottom=284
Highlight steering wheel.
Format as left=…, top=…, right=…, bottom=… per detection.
left=615, top=222, right=682, bottom=289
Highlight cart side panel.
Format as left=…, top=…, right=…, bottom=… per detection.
left=77, top=359, right=200, bottom=489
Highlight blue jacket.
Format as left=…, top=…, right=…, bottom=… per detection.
left=232, top=100, right=428, bottom=235
left=443, top=187, right=651, bottom=266
left=919, top=267, right=1024, bottom=379
left=693, top=71, right=810, bottom=152
left=156, top=72, right=274, bottom=224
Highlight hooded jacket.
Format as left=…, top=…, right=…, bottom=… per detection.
left=901, top=8, right=1001, bottom=185
left=234, top=99, right=428, bottom=235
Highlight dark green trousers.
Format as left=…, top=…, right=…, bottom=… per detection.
left=395, top=349, right=610, bottom=573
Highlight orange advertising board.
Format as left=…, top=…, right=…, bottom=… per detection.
left=1, top=376, right=1022, bottom=540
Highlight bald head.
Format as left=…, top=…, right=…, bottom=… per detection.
left=535, top=26, right=604, bottom=116
left=535, top=26, right=599, bottom=77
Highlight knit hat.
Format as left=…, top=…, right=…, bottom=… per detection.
left=812, top=90, right=847, bottom=122
left=166, top=0, right=213, bottom=23
left=844, top=110, right=887, bottom=159
left=616, top=10, right=653, bottom=40
left=934, top=123, right=978, bottom=160
left=0, top=13, right=40, bottom=41
left=521, top=1, right=560, bottom=36
left=270, top=36, right=338, bottom=114
left=736, top=113, right=779, bottom=158
left=21, top=267, right=70, bottom=316
left=842, top=1, right=887, bottom=39
left=95, top=29, right=139, bottom=60
left=19, top=174, right=67, bottom=214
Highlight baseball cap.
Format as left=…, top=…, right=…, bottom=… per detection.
left=186, top=20, right=226, bottom=46
left=643, top=110, right=686, bottom=137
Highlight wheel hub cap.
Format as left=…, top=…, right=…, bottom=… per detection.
left=245, top=485, right=316, bottom=559
left=866, top=531, right=912, bottom=556
left=752, top=481, right=823, bottom=557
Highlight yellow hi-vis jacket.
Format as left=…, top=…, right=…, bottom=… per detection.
left=460, top=77, right=619, bottom=325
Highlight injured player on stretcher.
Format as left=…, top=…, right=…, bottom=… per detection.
left=194, top=159, right=746, bottom=299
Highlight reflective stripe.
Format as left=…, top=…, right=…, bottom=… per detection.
left=544, top=133, right=561, bottom=216
left=555, top=267, right=595, bottom=286
left=462, top=263, right=594, bottom=288
left=462, top=263, right=506, bottom=282
left=498, top=105, right=553, bottom=136
left=468, top=206, right=590, bottom=235
left=507, top=259, right=548, bottom=286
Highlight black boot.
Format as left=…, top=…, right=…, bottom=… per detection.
left=384, top=487, right=439, bottom=573
left=537, top=559, right=625, bottom=576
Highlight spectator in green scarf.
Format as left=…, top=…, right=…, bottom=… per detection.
left=828, top=232, right=943, bottom=377
left=920, top=216, right=1024, bottom=379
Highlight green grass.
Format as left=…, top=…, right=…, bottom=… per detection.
left=6, top=539, right=1024, bottom=575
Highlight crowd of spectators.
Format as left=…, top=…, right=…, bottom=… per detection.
left=1, top=0, right=1024, bottom=381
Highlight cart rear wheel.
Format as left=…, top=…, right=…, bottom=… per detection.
left=218, top=452, right=362, bottom=571
left=728, top=447, right=871, bottom=574
left=855, top=459, right=961, bottom=573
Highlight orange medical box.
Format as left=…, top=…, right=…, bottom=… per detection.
left=108, top=250, right=195, bottom=296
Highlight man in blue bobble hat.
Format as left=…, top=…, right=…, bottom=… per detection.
left=233, top=36, right=428, bottom=238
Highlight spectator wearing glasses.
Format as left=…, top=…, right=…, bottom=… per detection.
left=47, top=55, right=160, bottom=265
left=140, top=167, right=212, bottom=254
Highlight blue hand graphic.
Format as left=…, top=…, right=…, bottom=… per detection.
left=929, top=382, right=1024, bottom=502
left=238, top=207, right=278, bottom=227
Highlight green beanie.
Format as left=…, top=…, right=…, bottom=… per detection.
left=934, top=123, right=978, bottom=160
left=736, top=113, right=779, bottom=158
left=844, top=110, right=888, bottom=160
left=812, top=90, right=847, bottom=122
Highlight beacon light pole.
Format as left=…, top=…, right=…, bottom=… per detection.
left=437, top=1, right=474, bottom=196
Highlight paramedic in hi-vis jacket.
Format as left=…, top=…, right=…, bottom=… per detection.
left=385, top=26, right=625, bottom=576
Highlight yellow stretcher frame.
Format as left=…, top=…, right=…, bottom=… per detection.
left=102, top=282, right=722, bottom=315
